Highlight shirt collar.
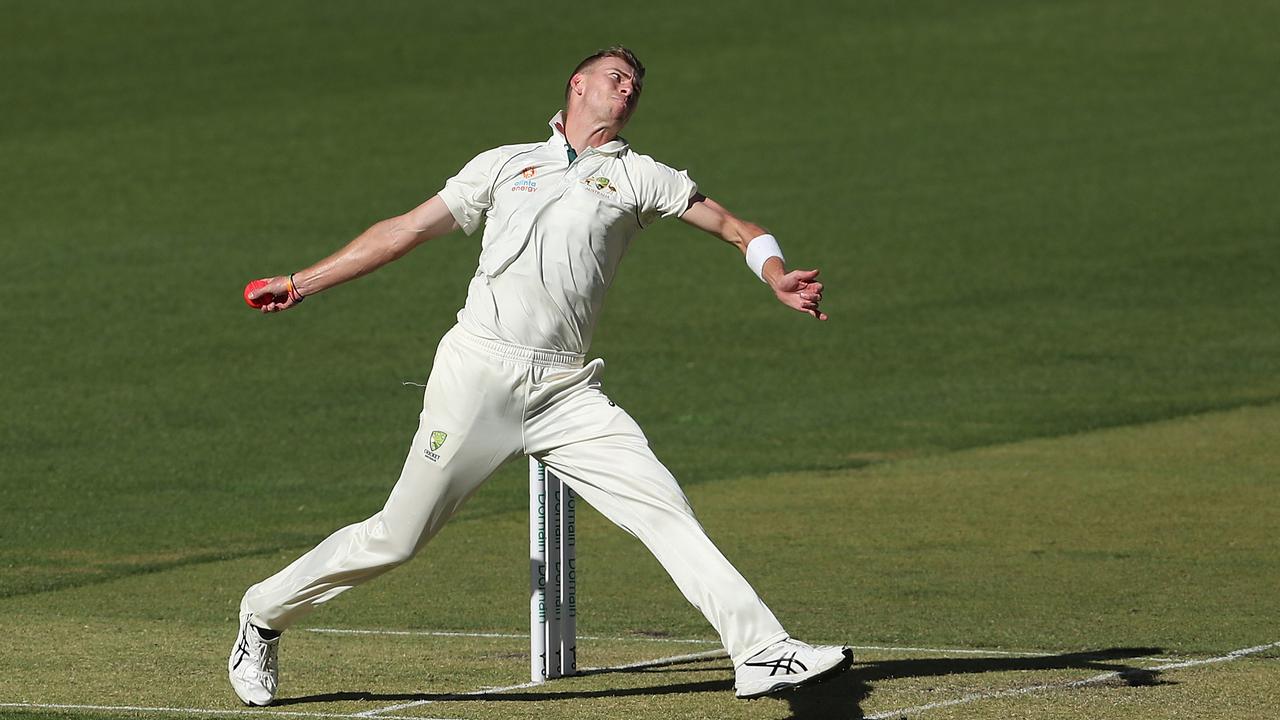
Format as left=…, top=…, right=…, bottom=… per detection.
left=547, top=111, right=628, bottom=157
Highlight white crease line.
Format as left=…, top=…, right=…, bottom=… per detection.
left=310, top=628, right=527, bottom=640
left=850, top=644, right=1049, bottom=657
left=865, top=640, right=1280, bottom=720
left=580, top=648, right=729, bottom=673
left=307, top=627, right=719, bottom=645
left=1146, top=642, right=1280, bottom=671
left=356, top=679, right=545, bottom=717
left=0, top=702, right=456, bottom=720
left=309, top=628, right=1165, bottom=660
left=850, top=644, right=1176, bottom=662
left=357, top=648, right=729, bottom=717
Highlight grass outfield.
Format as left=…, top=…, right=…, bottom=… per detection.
left=1, top=404, right=1277, bottom=719
left=2, top=0, right=1278, bottom=718
left=4, top=0, right=1278, bottom=598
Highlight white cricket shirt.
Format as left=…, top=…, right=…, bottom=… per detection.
left=438, top=112, right=698, bottom=354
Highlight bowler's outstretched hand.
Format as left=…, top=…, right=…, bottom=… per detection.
left=771, top=268, right=827, bottom=320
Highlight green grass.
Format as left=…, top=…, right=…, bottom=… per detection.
left=1, top=0, right=1278, bottom=718
left=2, top=404, right=1278, bottom=718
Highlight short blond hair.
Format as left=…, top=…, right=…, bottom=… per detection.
left=564, top=46, right=645, bottom=106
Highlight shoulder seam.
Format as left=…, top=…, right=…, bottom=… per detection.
left=616, top=159, right=646, bottom=230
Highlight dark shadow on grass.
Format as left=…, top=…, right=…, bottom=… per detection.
left=781, top=647, right=1170, bottom=720
left=274, top=646, right=1171, bottom=718
left=271, top=679, right=734, bottom=707
left=0, top=544, right=297, bottom=599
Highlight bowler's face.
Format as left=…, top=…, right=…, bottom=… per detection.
left=577, top=58, right=639, bottom=123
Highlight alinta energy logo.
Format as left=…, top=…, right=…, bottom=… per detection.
left=424, top=430, right=448, bottom=462
left=512, top=166, right=539, bottom=193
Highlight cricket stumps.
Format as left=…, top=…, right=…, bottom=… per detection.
left=530, top=459, right=577, bottom=683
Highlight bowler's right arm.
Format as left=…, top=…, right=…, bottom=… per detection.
left=248, top=195, right=460, bottom=312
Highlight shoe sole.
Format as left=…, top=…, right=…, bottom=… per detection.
left=736, top=648, right=854, bottom=700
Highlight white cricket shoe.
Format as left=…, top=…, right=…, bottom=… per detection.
left=228, top=612, right=280, bottom=706
left=734, top=638, right=853, bottom=699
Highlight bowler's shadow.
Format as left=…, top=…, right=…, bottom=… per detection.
left=783, top=646, right=1168, bottom=720
left=274, top=646, right=1168, bottom=719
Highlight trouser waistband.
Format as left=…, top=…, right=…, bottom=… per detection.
left=450, top=325, right=585, bottom=370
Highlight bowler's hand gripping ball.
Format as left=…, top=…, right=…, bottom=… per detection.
left=243, top=278, right=281, bottom=308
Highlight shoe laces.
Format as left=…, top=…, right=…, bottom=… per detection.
left=233, top=626, right=279, bottom=681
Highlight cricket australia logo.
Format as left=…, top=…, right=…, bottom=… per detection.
left=582, top=176, right=619, bottom=199
left=424, top=430, right=448, bottom=462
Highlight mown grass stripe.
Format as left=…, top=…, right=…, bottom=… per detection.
left=306, top=627, right=1183, bottom=661
left=306, top=627, right=718, bottom=645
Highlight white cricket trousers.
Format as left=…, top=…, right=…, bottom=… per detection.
left=241, top=324, right=787, bottom=665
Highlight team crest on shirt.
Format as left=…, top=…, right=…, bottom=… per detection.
left=582, top=176, right=618, bottom=199
left=424, top=430, right=448, bottom=461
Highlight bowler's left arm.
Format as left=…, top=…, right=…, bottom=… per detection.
left=680, top=194, right=827, bottom=320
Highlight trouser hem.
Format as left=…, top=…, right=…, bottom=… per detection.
left=733, top=630, right=791, bottom=667
left=240, top=595, right=285, bottom=632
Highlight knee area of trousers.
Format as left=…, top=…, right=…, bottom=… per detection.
left=363, top=517, right=420, bottom=566
left=630, top=499, right=700, bottom=529
left=380, top=540, right=417, bottom=567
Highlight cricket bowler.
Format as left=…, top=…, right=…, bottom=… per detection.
left=229, top=46, right=850, bottom=705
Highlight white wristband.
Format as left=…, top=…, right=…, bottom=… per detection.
left=745, top=234, right=784, bottom=282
